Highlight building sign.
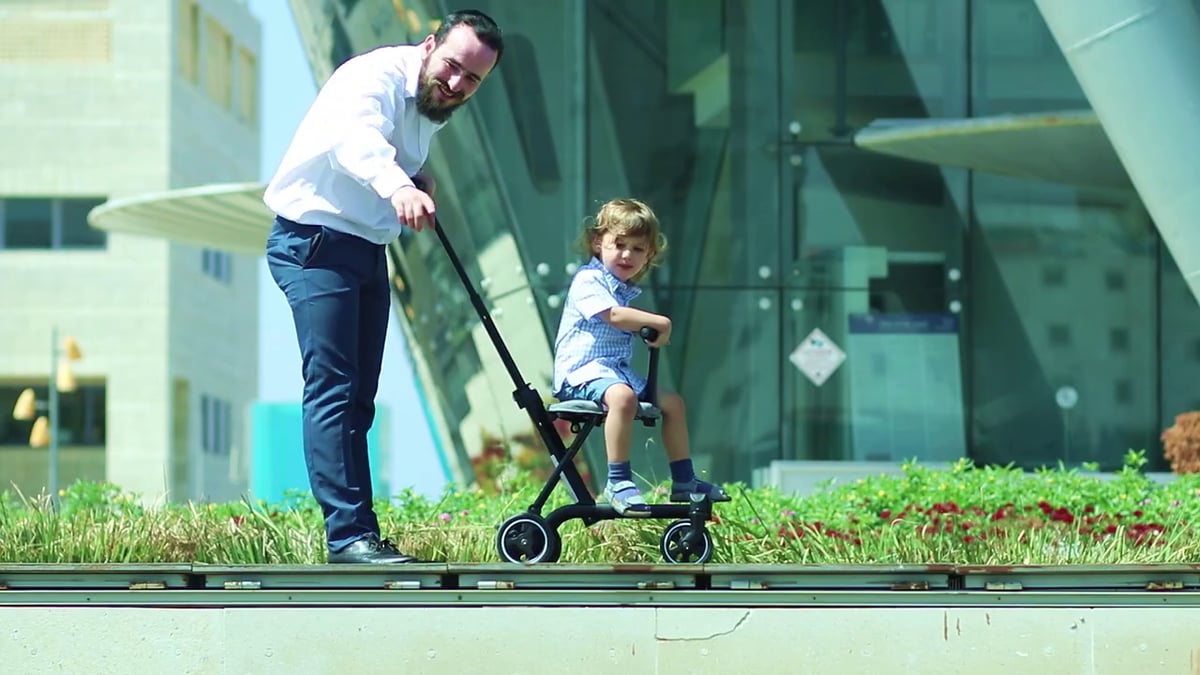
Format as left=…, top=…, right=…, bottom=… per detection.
left=846, top=313, right=965, bottom=462
left=789, top=328, right=846, bottom=386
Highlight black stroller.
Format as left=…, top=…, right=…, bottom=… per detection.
left=433, top=220, right=720, bottom=564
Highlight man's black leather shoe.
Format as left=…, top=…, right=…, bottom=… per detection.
left=328, top=535, right=420, bottom=564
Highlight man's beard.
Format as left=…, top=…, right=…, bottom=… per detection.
left=415, top=60, right=464, bottom=123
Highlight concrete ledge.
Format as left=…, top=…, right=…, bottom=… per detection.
left=3, top=605, right=1198, bottom=674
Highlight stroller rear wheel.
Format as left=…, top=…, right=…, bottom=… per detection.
left=660, top=519, right=714, bottom=564
left=497, top=513, right=562, bottom=563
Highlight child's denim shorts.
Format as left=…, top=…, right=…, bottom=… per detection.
left=557, top=378, right=646, bottom=404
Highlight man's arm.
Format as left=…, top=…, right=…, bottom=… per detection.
left=322, top=65, right=413, bottom=198
left=322, top=61, right=436, bottom=230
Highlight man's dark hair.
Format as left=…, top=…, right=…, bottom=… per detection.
left=436, top=9, right=504, bottom=65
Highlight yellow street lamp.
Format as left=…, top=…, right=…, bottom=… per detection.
left=12, top=388, right=36, bottom=421
left=10, top=328, right=83, bottom=503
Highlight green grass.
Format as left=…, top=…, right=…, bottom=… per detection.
left=2, top=450, right=1197, bottom=565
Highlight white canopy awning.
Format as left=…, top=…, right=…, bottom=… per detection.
left=88, top=182, right=272, bottom=255
left=855, top=110, right=1131, bottom=191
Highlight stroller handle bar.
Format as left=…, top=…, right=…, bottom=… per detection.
left=639, top=327, right=660, bottom=407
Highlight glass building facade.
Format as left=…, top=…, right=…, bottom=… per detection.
left=290, top=0, right=1200, bottom=487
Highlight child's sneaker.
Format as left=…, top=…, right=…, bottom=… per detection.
left=670, top=479, right=731, bottom=503
left=603, top=480, right=652, bottom=516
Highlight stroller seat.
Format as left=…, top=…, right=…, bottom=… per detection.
left=546, top=399, right=661, bottom=424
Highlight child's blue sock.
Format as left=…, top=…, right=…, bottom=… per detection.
left=669, top=459, right=695, bottom=484
left=608, top=461, right=632, bottom=485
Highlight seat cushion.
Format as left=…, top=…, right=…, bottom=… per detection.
left=547, top=399, right=661, bottom=421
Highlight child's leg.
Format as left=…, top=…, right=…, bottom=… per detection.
left=659, top=391, right=730, bottom=502
left=658, top=391, right=690, bottom=463
left=602, top=384, right=650, bottom=516
left=602, top=384, right=639, bottom=464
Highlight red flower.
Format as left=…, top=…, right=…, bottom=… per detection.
left=1050, top=508, right=1074, bottom=524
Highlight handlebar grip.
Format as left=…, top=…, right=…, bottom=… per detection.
left=639, top=326, right=659, bottom=342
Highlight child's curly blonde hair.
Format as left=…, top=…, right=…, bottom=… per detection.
left=576, top=198, right=668, bottom=283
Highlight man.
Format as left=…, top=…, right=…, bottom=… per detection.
left=264, top=10, right=503, bottom=564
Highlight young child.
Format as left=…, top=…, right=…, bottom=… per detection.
left=551, top=198, right=729, bottom=516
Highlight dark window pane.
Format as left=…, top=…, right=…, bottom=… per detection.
left=60, top=198, right=108, bottom=248
left=1115, top=379, right=1133, bottom=405
left=5, top=198, right=52, bottom=249
left=56, top=385, right=106, bottom=446
left=201, top=395, right=211, bottom=452
left=1048, top=323, right=1071, bottom=347
left=0, top=387, right=34, bottom=445
left=0, top=383, right=105, bottom=447
left=1105, top=269, right=1126, bottom=292
left=202, top=249, right=232, bottom=282
left=1110, top=327, right=1130, bottom=353
left=1042, top=266, right=1065, bottom=287
left=221, top=400, right=231, bottom=456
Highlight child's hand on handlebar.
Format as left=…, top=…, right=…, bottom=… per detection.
left=639, top=320, right=671, bottom=348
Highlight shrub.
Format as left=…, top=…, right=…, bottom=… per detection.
left=1162, top=411, right=1200, bottom=474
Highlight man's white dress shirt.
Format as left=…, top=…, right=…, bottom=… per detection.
left=264, top=45, right=445, bottom=244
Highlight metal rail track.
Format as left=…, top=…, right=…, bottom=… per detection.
left=4, top=563, right=1200, bottom=607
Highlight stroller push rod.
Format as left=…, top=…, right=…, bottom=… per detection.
left=430, top=218, right=530, bottom=394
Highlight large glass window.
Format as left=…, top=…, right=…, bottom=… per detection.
left=968, top=177, right=1158, bottom=469
left=200, top=393, right=231, bottom=456
left=0, top=384, right=106, bottom=447
left=967, top=2, right=1161, bottom=470
left=0, top=197, right=107, bottom=250
left=204, top=16, right=233, bottom=109
left=299, top=0, right=1200, bottom=485
left=178, top=0, right=200, bottom=83
left=202, top=248, right=232, bottom=282
left=236, top=45, right=257, bottom=125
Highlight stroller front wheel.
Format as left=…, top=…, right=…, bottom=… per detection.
left=660, top=519, right=714, bottom=564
